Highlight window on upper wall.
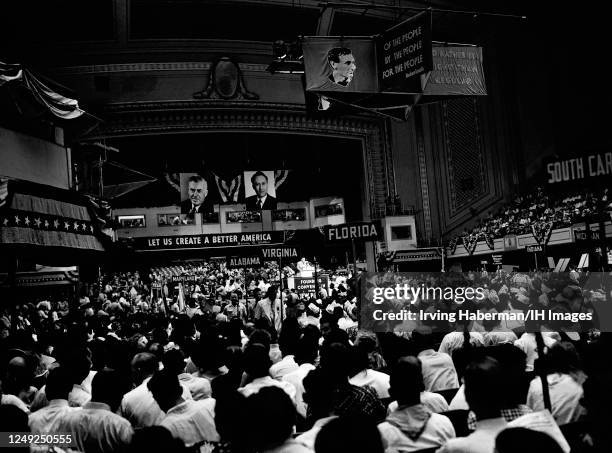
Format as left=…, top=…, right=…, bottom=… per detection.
left=117, top=215, right=146, bottom=228
left=129, top=1, right=319, bottom=41
left=391, top=225, right=412, bottom=240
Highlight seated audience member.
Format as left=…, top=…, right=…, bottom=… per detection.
left=315, top=415, right=385, bottom=453
left=437, top=357, right=507, bottom=453
left=269, top=319, right=300, bottom=380
left=238, top=343, right=296, bottom=402
left=495, top=428, right=564, bottom=453
left=527, top=342, right=586, bottom=425
left=413, top=332, right=459, bottom=392
left=464, top=344, right=532, bottom=429
left=119, top=352, right=191, bottom=428
left=514, top=331, right=558, bottom=372
left=296, top=369, right=339, bottom=449
left=386, top=356, right=449, bottom=413
left=28, top=367, right=78, bottom=434
left=30, top=348, right=93, bottom=411
left=318, top=342, right=386, bottom=423
left=162, top=348, right=211, bottom=400
left=49, top=370, right=133, bottom=453
left=283, top=334, right=319, bottom=419
left=349, top=342, right=391, bottom=399
left=247, top=386, right=311, bottom=453
left=438, top=326, right=485, bottom=357
left=129, top=426, right=188, bottom=453
left=378, top=357, right=456, bottom=452
left=214, top=391, right=250, bottom=453
left=147, top=369, right=219, bottom=449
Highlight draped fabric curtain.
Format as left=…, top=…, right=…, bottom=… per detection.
left=0, top=61, right=84, bottom=119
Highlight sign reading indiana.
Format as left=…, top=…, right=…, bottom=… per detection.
left=323, top=221, right=381, bottom=243
left=135, top=231, right=284, bottom=251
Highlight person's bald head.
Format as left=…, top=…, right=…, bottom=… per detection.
left=131, top=352, right=159, bottom=382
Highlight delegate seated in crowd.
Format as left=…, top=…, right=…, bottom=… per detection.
left=1, top=262, right=608, bottom=453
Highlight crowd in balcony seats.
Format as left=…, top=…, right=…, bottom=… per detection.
left=448, top=187, right=611, bottom=245
left=0, top=260, right=610, bottom=453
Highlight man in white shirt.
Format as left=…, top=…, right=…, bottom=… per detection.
left=514, top=331, right=558, bottom=372
left=349, top=343, right=390, bottom=399
left=238, top=343, right=296, bottom=402
left=437, top=357, right=507, bottom=453
left=119, top=352, right=192, bottom=428
left=379, top=357, right=456, bottom=452
left=163, top=349, right=211, bottom=400
left=526, top=342, right=586, bottom=426
left=29, top=368, right=80, bottom=434
left=254, top=285, right=284, bottom=333
left=438, top=330, right=484, bottom=357
left=282, top=336, right=318, bottom=419
left=269, top=323, right=300, bottom=380
left=50, top=370, right=133, bottom=453
left=147, top=370, right=219, bottom=450
left=415, top=333, right=459, bottom=392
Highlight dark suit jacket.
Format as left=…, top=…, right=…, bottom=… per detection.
left=180, top=198, right=214, bottom=215
left=245, top=195, right=277, bottom=210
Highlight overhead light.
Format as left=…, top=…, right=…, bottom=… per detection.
left=268, top=40, right=304, bottom=74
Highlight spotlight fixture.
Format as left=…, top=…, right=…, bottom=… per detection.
left=267, top=40, right=304, bottom=74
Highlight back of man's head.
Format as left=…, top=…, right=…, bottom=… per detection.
left=464, top=356, right=504, bottom=420
left=319, top=342, right=351, bottom=384
left=45, top=367, right=74, bottom=401
left=303, top=368, right=335, bottom=419
left=294, top=335, right=318, bottom=366
left=315, top=415, right=384, bottom=453
left=247, top=386, right=296, bottom=451
left=389, top=356, right=424, bottom=406
left=131, top=352, right=159, bottom=382
left=162, top=349, right=187, bottom=375
left=147, top=370, right=182, bottom=413
left=91, top=370, right=125, bottom=412
left=243, top=343, right=272, bottom=378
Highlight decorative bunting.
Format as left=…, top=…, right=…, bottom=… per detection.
left=0, top=62, right=22, bottom=86
left=462, top=233, right=479, bottom=255
left=0, top=177, right=9, bottom=209
left=213, top=173, right=242, bottom=203
left=481, top=232, right=495, bottom=250
left=1, top=209, right=95, bottom=235
left=274, top=169, right=291, bottom=191
left=531, top=221, right=553, bottom=246
left=448, top=237, right=459, bottom=255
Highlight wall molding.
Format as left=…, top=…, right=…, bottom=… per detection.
left=80, top=101, right=391, bottom=218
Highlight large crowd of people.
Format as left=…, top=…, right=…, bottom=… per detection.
left=1, top=260, right=611, bottom=453
left=449, top=187, right=611, bottom=245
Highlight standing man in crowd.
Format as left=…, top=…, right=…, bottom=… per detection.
left=245, top=171, right=277, bottom=210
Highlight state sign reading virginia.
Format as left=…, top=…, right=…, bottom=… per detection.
left=323, top=221, right=381, bottom=242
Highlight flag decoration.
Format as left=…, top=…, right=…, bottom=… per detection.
left=0, top=60, right=84, bottom=119
left=448, top=237, right=459, bottom=255
left=274, top=169, right=291, bottom=191
left=213, top=173, right=242, bottom=203
left=531, top=221, right=553, bottom=246
left=462, top=233, right=479, bottom=255
left=0, top=62, right=22, bottom=86
left=0, top=180, right=105, bottom=251
left=0, top=177, right=9, bottom=209
left=481, top=232, right=495, bottom=250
